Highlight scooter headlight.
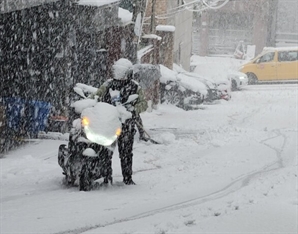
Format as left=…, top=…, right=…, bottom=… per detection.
left=83, top=125, right=118, bottom=146
left=81, top=102, right=122, bottom=146
left=116, top=128, right=122, bottom=137
left=82, top=117, right=90, bottom=127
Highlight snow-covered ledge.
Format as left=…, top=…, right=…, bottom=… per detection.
left=78, top=0, right=120, bottom=7
left=156, top=25, right=176, bottom=32
left=142, top=34, right=162, bottom=41
left=118, top=7, right=133, bottom=25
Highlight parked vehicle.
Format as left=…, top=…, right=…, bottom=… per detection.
left=240, top=47, right=298, bottom=84
left=227, top=71, right=248, bottom=91
left=159, top=65, right=207, bottom=110
left=159, top=64, right=230, bottom=110
left=190, top=56, right=246, bottom=91
left=177, top=64, right=233, bottom=101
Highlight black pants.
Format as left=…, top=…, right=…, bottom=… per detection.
left=117, top=121, right=136, bottom=179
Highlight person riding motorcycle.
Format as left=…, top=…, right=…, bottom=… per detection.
left=93, top=58, right=148, bottom=185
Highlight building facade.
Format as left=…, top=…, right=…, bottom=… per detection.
left=193, top=0, right=298, bottom=57
left=0, top=0, right=135, bottom=111
left=143, top=0, right=193, bottom=71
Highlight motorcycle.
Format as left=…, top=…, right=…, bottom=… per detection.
left=58, top=83, right=136, bottom=191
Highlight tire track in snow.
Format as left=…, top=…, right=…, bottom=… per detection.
left=54, top=158, right=283, bottom=234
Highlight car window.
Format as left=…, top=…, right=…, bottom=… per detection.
left=288, top=51, right=298, bottom=61
left=259, top=52, right=275, bottom=63
left=278, top=51, right=298, bottom=62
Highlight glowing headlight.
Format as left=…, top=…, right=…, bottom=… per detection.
left=116, top=128, right=122, bottom=137
left=84, top=125, right=118, bottom=146
left=239, top=76, right=245, bottom=80
left=80, top=102, right=122, bottom=146
left=82, top=117, right=90, bottom=127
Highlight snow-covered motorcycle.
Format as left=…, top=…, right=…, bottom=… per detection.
left=58, top=83, right=136, bottom=191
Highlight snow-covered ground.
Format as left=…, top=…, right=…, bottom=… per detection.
left=1, top=81, right=297, bottom=233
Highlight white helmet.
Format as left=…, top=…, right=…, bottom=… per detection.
left=112, top=58, right=133, bottom=80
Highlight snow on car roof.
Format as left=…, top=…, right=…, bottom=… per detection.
left=159, top=65, right=178, bottom=83
left=263, top=47, right=298, bottom=52
left=173, top=64, right=216, bottom=88
left=160, top=64, right=208, bottom=95
left=176, top=73, right=208, bottom=95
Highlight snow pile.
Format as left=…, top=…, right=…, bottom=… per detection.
left=160, top=64, right=209, bottom=95
left=71, top=99, right=97, bottom=113
left=142, top=34, right=162, bottom=40
left=78, top=0, right=119, bottom=7
left=159, top=64, right=177, bottom=83
left=156, top=25, right=176, bottom=32
left=75, top=83, right=98, bottom=94
left=176, top=73, right=208, bottom=95
left=118, top=7, right=132, bottom=24
left=81, top=102, right=122, bottom=146
left=82, top=148, right=97, bottom=157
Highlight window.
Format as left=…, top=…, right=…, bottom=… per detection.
left=278, top=51, right=298, bottom=62
left=288, top=51, right=298, bottom=61
left=259, top=52, right=275, bottom=63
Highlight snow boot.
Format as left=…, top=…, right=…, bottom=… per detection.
left=123, top=176, right=136, bottom=185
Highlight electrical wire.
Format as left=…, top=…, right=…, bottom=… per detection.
left=201, top=0, right=230, bottom=10
left=186, top=0, right=230, bottom=13
left=142, top=0, right=199, bottom=21
left=149, top=0, right=230, bottom=20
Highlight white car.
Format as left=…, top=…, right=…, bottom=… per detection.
left=227, top=70, right=248, bottom=91
left=190, top=55, right=248, bottom=91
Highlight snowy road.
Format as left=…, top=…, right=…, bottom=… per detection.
left=1, top=84, right=297, bottom=233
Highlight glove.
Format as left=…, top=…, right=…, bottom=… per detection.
left=111, top=95, right=121, bottom=106
left=124, top=103, right=134, bottom=112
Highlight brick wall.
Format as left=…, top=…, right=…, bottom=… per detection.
left=144, top=0, right=168, bottom=33
left=156, top=30, right=175, bottom=70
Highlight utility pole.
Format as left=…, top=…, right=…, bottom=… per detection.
left=150, top=0, right=156, bottom=33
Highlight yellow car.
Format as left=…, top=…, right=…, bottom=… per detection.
left=240, top=47, right=298, bottom=84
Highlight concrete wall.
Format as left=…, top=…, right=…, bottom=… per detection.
left=172, top=1, right=193, bottom=71
left=275, top=0, right=298, bottom=46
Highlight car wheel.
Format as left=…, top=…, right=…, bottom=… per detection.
left=163, top=89, right=182, bottom=106
left=247, top=73, right=258, bottom=85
